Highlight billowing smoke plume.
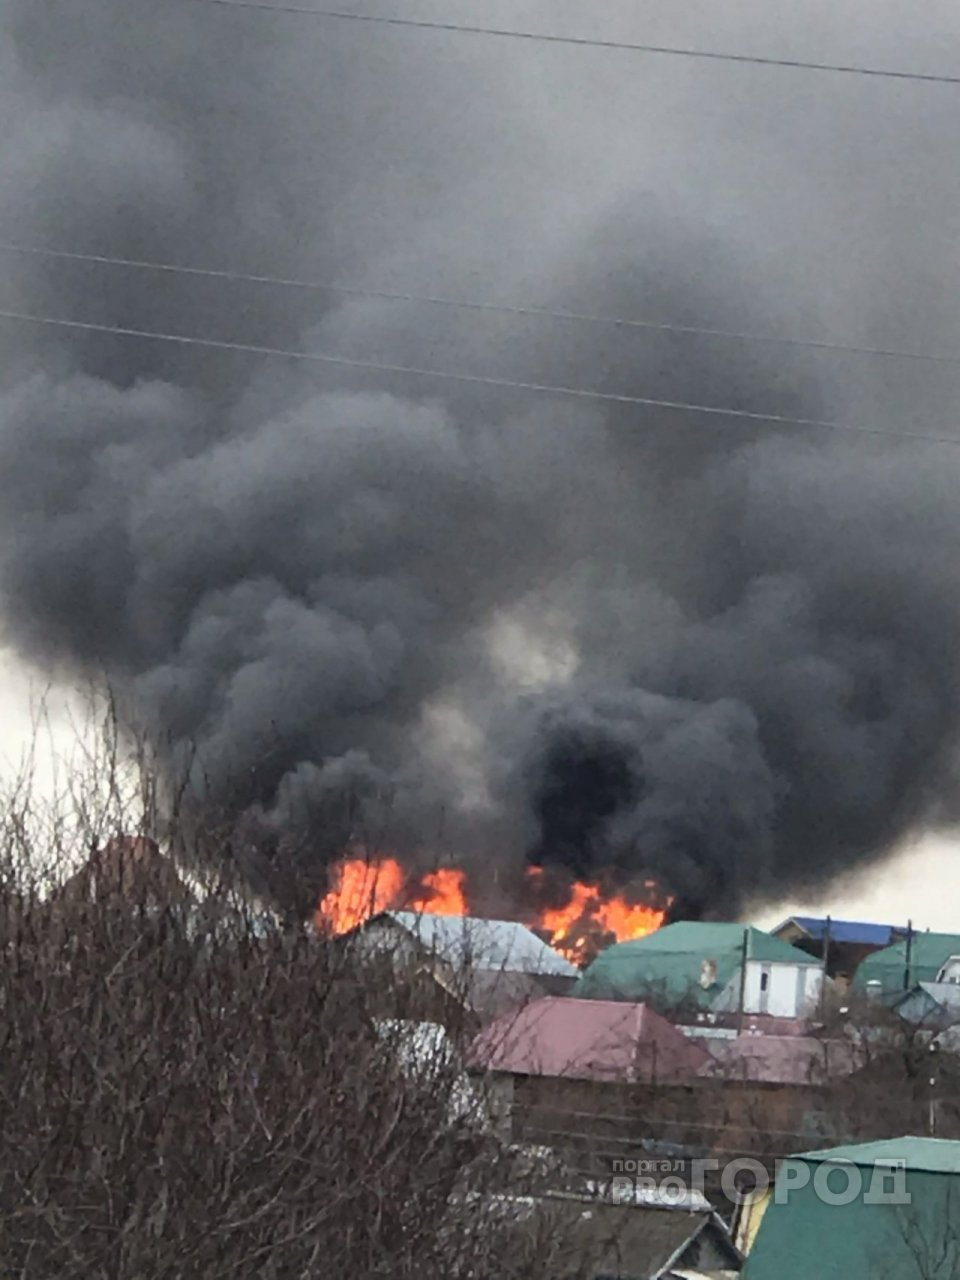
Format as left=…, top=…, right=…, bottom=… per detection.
left=3, top=0, right=960, bottom=915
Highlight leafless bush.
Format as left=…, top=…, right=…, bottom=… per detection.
left=0, top=725, right=595, bottom=1280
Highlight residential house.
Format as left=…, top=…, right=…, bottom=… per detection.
left=347, top=911, right=578, bottom=1028
left=576, top=923, right=824, bottom=1020
left=852, top=930, right=960, bottom=1000
left=771, top=916, right=907, bottom=985
left=745, top=1136, right=960, bottom=1279
left=467, top=996, right=710, bottom=1176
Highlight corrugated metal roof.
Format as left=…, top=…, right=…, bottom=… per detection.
left=385, top=911, right=577, bottom=977
left=576, top=922, right=818, bottom=1006
left=777, top=916, right=903, bottom=946
left=853, top=932, right=960, bottom=994
left=795, top=1136, right=960, bottom=1173
left=894, top=981, right=960, bottom=1015
left=468, top=995, right=709, bottom=1083
left=750, top=1143, right=960, bottom=1278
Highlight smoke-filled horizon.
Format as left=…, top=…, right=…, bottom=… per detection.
left=3, top=0, right=960, bottom=916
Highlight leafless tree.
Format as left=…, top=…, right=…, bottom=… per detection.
left=0, top=723, right=599, bottom=1279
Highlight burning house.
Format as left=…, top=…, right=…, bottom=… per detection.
left=343, top=909, right=578, bottom=1027
left=315, top=853, right=669, bottom=967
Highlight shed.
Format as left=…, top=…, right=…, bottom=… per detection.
left=745, top=1136, right=960, bottom=1279
left=577, top=923, right=822, bottom=1018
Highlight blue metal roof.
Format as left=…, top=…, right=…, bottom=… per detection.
left=784, top=916, right=904, bottom=946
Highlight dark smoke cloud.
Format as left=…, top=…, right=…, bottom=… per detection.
left=3, top=0, right=960, bottom=914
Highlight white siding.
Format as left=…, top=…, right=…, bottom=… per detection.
left=741, top=960, right=823, bottom=1017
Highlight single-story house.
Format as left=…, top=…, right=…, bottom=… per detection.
left=745, top=1136, right=960, bottom=1279
left=468, top=996, right=709, bottom=1172
left=577, top=923, right=824, bottom=1019
left=347, top=911, right=578, bottom=1026
left=471, top=995, right=710, bottom=1085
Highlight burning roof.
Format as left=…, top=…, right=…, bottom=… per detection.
left=316, top=855, right=667, bottom=965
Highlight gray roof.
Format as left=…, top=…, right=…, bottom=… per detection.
left=385, top=911, right=577, bottom=977
left=493, top=1195, right=740, bottom=1279
left=892, top=981, right=960, bottom=1026
left=915, top=981, right=960, bottom=1009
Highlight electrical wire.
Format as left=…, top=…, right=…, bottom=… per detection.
left=3, top=304, right=960, bottom=445
left=3, top=239, right=958, bottom=368
left=176, top=0, right=960, bottom=89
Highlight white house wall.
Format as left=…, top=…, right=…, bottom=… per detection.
left=741, top=960, right=823, bottom=1017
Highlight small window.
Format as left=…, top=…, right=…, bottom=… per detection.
left=760, top=971, right=769, bottom=992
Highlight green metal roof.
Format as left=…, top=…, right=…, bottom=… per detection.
left=852, top=931, right=960, bottom=995
left=746, top=1138, right=960, bottom=1279
left=576, top=922, right=818, bottom=1006
left=796, top=1136, right=960, bottom=1174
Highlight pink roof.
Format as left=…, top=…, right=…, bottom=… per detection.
left=467, top=996, right=709, bottom=1084
left=699, top=1035, right=864, bottom=1086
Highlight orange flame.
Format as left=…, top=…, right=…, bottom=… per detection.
left=528, top=869, right=668, bottom=964
left=316, top=857, right=467, bottom=932
left=410, top=867, right=467, bottom=916
left=317, top=857, right=405, bottom=934
left=316, top=855, right=667, bottom=966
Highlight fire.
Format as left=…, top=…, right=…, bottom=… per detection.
left=528, top=868, right=668, bottom=964
left=316, top=857, right=466, bottom=932
left=316, top=854, right=667, bottom=966
left=410, top=867, right=467, bottom=916
left=317, top=857, right=405, bottom=934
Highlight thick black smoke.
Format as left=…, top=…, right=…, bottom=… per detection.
left=3, top=0, right=960, bottom=914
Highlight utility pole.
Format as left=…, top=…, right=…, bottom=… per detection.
left=819, top=915, right=831, bottom=1021
left=738, top=927, right=749, bottom=1035
left=903, top=918, right=914, bottom=993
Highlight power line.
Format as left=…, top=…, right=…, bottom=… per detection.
left=2, top=303, right=960, bottom=447
left=177, top=0, right=960, bottom=89
left=2, top=239, right=958, bottom=368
